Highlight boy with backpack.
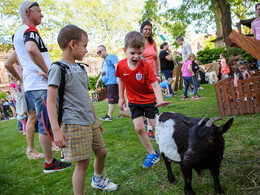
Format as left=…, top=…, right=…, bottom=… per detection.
left=47, top=24, right=118, bottom=194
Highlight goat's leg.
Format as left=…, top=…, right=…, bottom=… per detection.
left=210, top=168, right=224, bottom=194
left=180, top=163, right=195, bottom=195
left=161, top=153, right=176, bottom=184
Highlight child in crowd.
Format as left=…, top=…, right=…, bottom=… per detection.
left=1, top=99, right=10, bottom=120
left=47, top=25, right=118, bottom=194
left=220, top=53, right=230, bottom=79
left=159, top=77, right=173, bottom=98
left=191, top=54, right=203, bottom=89
left=234, top=59, right=255, bottom=87
left=182, top=53, right=200, bottom=99
left=116, top=31, right=171, bottom=168
left=6, top=91, right=16, bottom=117
left=16, top=105, right=27, bottom=135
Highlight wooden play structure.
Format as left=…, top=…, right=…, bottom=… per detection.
left=91, top=88, right=107, bottom=102
left=172, top=63, right=183, bottom=91
left=214, top=75, right=260, bottom=116
left=225, top=30, right=260, bottom=61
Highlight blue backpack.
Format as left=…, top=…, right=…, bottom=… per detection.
left=41, top=61, right=86, bottom=141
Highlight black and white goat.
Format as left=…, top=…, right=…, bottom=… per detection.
left=155, top=112, right=233, bottom=195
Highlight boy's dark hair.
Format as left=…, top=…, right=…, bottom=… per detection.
left=160, top=42, right=168, bottom=50
left=256, top=3, right=260, bottom=10
left=176, top=36, right=184, bottom=42
left=124, top=31, right=145, bottom=49
left=140, top=20, right=153, bottom=44
left=57, top=24, right=88, bottom=49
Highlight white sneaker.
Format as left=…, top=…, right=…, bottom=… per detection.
left=91, top=174, right=118, bottom=192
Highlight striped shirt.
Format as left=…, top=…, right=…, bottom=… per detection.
left=252, top=18, right=260, bottom=40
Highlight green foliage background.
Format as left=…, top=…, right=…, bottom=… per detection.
left=197, top=47, right=256, bottom=64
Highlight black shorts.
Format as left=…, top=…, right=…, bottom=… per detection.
left=128, top=102, right=159, bottom=120
left=106, top=84, right=119, bottom=104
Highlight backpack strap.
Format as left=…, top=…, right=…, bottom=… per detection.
left=51, top=61, right=87, bottom=124
left=76, top=62, right=88, bottom=71
left=51, top=61, right=69, bottom=124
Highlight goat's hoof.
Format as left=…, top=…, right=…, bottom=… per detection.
left=214, top=190, right=225, bottom=195
left=185, top=190, right=195, bottom=195
left=169, top=178, right=177, bottom=185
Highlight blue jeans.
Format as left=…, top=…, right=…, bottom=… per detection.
left=25, top=90, right=47, bottom=134
left=3, top=105, right=10, bottom=119
left=257, top=60, right=260, bottom=70
left=183, top=76, right=198, bottom=96
left=161, top=70, right=174, bottom=95
left=194, top=72, right=200, bottom=88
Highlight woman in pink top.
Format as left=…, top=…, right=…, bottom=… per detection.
left=140, top=20, right=161, bottom=139
left=182, top=53, right=200, bottom=98
left=140, top=20, right=160, bottom=74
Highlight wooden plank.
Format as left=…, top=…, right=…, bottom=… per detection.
left=222, top=84, right=231, bottom=115
left=173, top=64, right=181, bottom=91
left=214, top=83, right=224, bottom=116
left=252, top=78, right=260, bottom=112
left=228, top=30, right=260, bottom=61
left=229, top=80, right=239, bottom=115
left=244, top=79, right=254, bottom=113
left=237, top=80, right=247, bottom=114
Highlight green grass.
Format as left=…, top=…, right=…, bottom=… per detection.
left=0, top=84, right=259, bottom=194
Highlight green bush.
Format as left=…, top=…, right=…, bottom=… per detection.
left=197, top=47, right=255, bottom=64
left=0, top=92, right=6, bottom=100
left=197, top=47, right=226, bottom=64
left=88, top=76, right=104, bottom=91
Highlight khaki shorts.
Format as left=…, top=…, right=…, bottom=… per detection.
left=62, top=121, right=106, bottom=162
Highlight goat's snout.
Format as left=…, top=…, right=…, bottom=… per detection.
left=184, top=149, right=195, bottom=162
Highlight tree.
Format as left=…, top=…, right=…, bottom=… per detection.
left=0, top=0, right=143, bottom=53
left=215, top=0, right=232, bottom=39
left=142, top=0, right=258, bottom=47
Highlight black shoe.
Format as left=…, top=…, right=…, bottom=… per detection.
left=44, top=158, right=71, bottom=173
left=183, top=96, right=190, bottom=99
left=99, top=114, right=113, bottom=121
left=144, top=119, right=148, bottom=126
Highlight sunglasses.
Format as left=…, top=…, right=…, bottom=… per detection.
left=97, top=50, right=103, bottom=55
left=237, top=60, right=247, bottom=65
left=26, top=2, right=39, bottom=13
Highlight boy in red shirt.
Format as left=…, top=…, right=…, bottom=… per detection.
left=116, top=31, right=171, bottom=168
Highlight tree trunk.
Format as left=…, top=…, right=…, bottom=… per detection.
left=211, top=2, right=223, bottom=39
left=215, top=0, right=232, bottom=39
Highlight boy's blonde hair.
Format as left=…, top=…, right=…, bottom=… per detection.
left=185, top=53, right=196, bottom=61
left=57, top=24, right=88, bottom=49
left=124, top=31, right=145, bottom=49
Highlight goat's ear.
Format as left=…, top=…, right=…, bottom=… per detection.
left=181, top=118, right=195, bottom=127
left=218, top=118, right=233, bottom=135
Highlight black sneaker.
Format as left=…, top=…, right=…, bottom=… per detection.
left=182, top=96, right=190, bottom=99
left=144, top=119, right=148, bottom=126
left=99, top=114, right=113, bottom=121
left=43, top=158, right=71, bottom=173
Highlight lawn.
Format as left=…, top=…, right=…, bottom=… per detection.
left=0, top=84, right=259, bottom=195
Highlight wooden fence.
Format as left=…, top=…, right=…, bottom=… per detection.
left=214, top=76, right=260, bottom=116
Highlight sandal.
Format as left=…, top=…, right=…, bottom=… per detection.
left=26, top=148, right=44, bottom=160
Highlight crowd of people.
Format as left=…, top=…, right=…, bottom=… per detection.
left=2, top=1, right=259, bottom=194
